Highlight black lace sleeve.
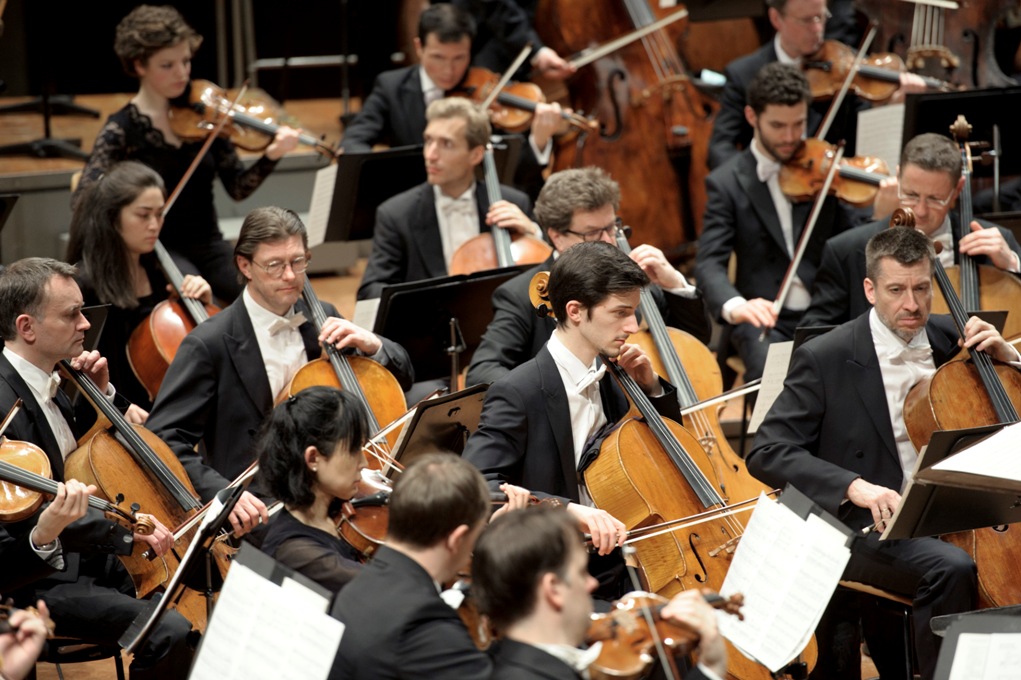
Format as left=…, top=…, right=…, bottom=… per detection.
left=273, top=535, right=363, bottom=594
left=212, top=137, right=279, bottom=201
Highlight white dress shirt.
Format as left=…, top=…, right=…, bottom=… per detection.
left=434, top=184, right=482, bottom=267
left=419, top=68, right=443, bottom=108
left=242, top=288, right=309, bottom=400
left=930, top=216, right=1021, bottom=273
left=4, top=347, right=79, bottom=460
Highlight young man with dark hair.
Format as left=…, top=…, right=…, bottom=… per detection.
left=696, top=62, right=856, bottom=382
left=747, top=226, right=1018, bottom=679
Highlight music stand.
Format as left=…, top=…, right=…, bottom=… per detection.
left=372, top=266, right=529, bottom=388
left=0, top=193, right=17, bottom=263
left=387, top=384, right=490, bottom=473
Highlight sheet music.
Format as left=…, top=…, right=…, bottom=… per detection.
left=856, top=103, right=904, bottom=175
left=353, top=298, right=380, bottom=332
left=949, top=633, right=1021, bottom=680
left=747, top=341, right=793, bottom=435
left=306, top=163, right=339, bottom=249
left=189, top=563, right=343, bottom=680
left=719, top=493, right=851, bottom=672
left=929, top=421, right=1021, bottom=483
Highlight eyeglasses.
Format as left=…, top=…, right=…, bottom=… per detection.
left=251, top=255, right=311, bottom=278
left=564, top=217, right=623, bottom=242
left=897, top=186, right=955, bottom=210
left=783, top=8, right=831, bottom=26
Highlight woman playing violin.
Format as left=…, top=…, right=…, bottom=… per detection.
left=66, top=161, right=213, bottom=410
left=256, top=387, right=369, bottom=593
left=474, top=505, right=727, bottom=680
left=73, top=5, right=300, bottom=303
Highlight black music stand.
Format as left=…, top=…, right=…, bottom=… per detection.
left=932, top=613, right=1021, bottom=679
left=388, top=384, right=490, bottom=472
left=372, top=266, right=529, bottom=389
left=0, top=193, right=18, bottom=263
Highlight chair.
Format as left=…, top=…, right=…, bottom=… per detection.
left=29, top=637, right=126, bottom=680
left=839, top=580, right=917, bottom=680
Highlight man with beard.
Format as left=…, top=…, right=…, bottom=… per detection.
left=695, top=62, right=855, bottom=381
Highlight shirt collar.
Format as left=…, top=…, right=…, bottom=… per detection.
left=242, top=286, right=299, bottom=332
left=533, top=642, right=603, bottom=677
left=869, top=307, right=931, bottom=360
left=929, top=214, right=953, bottom=245
left=419, top=67, right=441, bottom=97
left=433, top=183, right=476, bottom=205
left=774, top=34, right=800, bottom=65
left=547, top=330, right=602, bottom=390
left=3, top=346, right=55, bottom=404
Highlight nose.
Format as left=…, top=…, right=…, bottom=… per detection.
left=623, top=313, right=640, bottom=335
left=904, top=290, right=920, bottom=312
left=586, top=574, right=598, bottom=594
left=78, top=313, right=91, bottom=331
left=598, top=228, right=616, bottom=244
left=425, top=141, right=439, bottom=160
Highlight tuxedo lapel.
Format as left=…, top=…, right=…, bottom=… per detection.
left=398, top=70, right=426, bottom=146
left=414, top=185, right=449, bottom=277
left=848, top=315, right=899, bottom=463
left=473, top=179, right=493, bottom=235
left=736, top=153, right=788, bottom=255
left=536, top=348, right=580, bottom=502
left=222, top=303, right=273, bottom=414
left=294, top=300, right=324, bottom=362
left=0, top=355, right=67, bottom=479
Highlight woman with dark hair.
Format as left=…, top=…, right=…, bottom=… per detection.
left=67, top=160, right=212, bottom=411
left=72, top=4, right=300, bottom=302
left=257, top=386, right=370, bottom=593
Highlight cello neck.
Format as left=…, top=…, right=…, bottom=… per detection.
left=300, top=279, right=381, bottom=433
left=0, top=458, right=131, bottom=520
left=604, top=360, right=723, bottom=508
left=153, top=241, right=209, bottom=325
left=955, top=142, right=980, bottom=312
left=483, top=146, right=514, bottom=268
left=58, top=360, right=200, bottom=510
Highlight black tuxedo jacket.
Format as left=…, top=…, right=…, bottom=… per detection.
left=339, top=66, right=426, bottom=153
left=694, top=149, right=854, bottom=322
left=489, top=640, right=580, bottom=680
left=462, top=345, right=681, bottom=504
left=0, top=353, right=133, bottom=592
left=146, top=298, right=413, bottom=500
left=802, top=216, right=1021, bottom=326
left=329, top=545, right=490, bottom=680
left=357, top=180, right=532, bottom=301
left=707, top=41, right=865, bottom=170
left=466, top=257, right=713, bottom=387
left=746, top=313, right=961, bottom=531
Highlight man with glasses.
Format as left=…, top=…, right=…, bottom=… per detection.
left=803, top=132, right=1021, bottom=326
left=707, top=0, right=925, bottom=170
left=356, top=97, right=537, bottom=301
left=466, top=166, right=710, bottom=387
left=696, top=63, right=856, bottom=383
left=147, top=207, right=413, bottom=536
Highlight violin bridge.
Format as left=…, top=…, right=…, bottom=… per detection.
left=707, top=535, right=741, bottom=558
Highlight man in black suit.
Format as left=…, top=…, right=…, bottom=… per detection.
left=329, top=453, right=526, bottom=679
left=707, top=0, right=923, bottom=170
left=462, top=242, right=681, bottom=597
left=695, top=63, right=855, bottom=382
left=339, top=4, right=567, bottom=197
left=803, top=132, right=1021, bottom=326
left=474, top=505, right=728, bottom=680
left=746, top=227, right=1017, bottom=680
left=466, top=166, right=711, bottom=386
left=357, top=97, right=537, bottom=301
left=147, top=207, right=413, bottom=536
left=0, top=258, right=189, bottom=680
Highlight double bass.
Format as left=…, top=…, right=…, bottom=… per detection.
left=537, top=0, right=719, bottom=250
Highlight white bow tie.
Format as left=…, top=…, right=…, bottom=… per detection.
left=577, top=364, right=607, bottom=394
left=889, top=344, right=933, bottom=366
left=437, top=194, right=475, bottom=217
left=757, top=157, right=782, bottom=183
left=47, top=372, right=61, bottom=399
left=268, top=312, right=307, bottom=336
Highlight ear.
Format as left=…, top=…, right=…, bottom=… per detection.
left=303, top=445, right=320, bottom=472
left=236, top=256, right=253, bottom=282
left=445, top=523, right=472, bottom=554
left=953, top=174, right=965, bottom=199
left=548, top=228, right=570, bottom=254
left=744, top=105, right=758, bottom=129
left=14, top=313, right=35, bottom=342
left=541, top=571, right=565, bottom=612
left=413, top=37, right=424, bottom=60
left=767, top=6, right=782, bottom=31
left=564, top=299, right=585, bottom=325
left=132, top=58, right=147, bottom=79
left=468, top=144, right=485, bottom=167
left=864, top=277, right=877, bottom=306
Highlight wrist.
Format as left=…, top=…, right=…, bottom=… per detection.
left=31, top=525, right=58, bottom=550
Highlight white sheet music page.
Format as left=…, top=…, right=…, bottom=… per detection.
left=856, top=103, right=904, bottom=176
left=747, top=341, right=793, bottom=435
left=718, top=493, right=851, bottom=672
left=929, top=421, right=1021, bottom=483
left=306, top=163, right=339, bottom=249
left=189, top=562, right=343, bottom=680
left=949, top=632, right=1021, bottom=680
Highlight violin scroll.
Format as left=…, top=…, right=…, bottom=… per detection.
left=528, top=271, right=555, bottom=319
left=889, top=207, right=917, bottom=230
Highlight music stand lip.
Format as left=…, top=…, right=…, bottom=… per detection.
left=372, top=265, right=532, bottom=383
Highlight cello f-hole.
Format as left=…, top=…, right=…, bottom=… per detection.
left=601, top=69, right=627, bottom=141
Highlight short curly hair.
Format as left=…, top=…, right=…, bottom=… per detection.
left=114, top=5, right=203, bottom=78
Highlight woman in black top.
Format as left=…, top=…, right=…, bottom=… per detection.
left=257, top=387, right=370, bottom=593
left=73, top=5, right=299, bottom=302
left=67, top=160, right=213, bottom=411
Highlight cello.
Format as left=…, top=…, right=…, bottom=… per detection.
left=930, top=116, right=1021, bottom=341
left=529, top=271, right=815, bottom=679
left=448, top=144, right=552, bottom=275
left=537, top=0, right=718, bottom=250
left=895, top=207, right=1021, bottom=609
left=127, top=240, right=221, bottom=401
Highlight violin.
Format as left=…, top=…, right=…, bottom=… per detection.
left=168, top=79, right=335, bottom=156
left=586, top=591, right=743, bottom=680
left=779, top=138, right=890, bottom=208
left=448, top=144, right=552, bottom=275
left=451, top=67, right=597, bottom=134
left=803, top=39, right=954, bottom=103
